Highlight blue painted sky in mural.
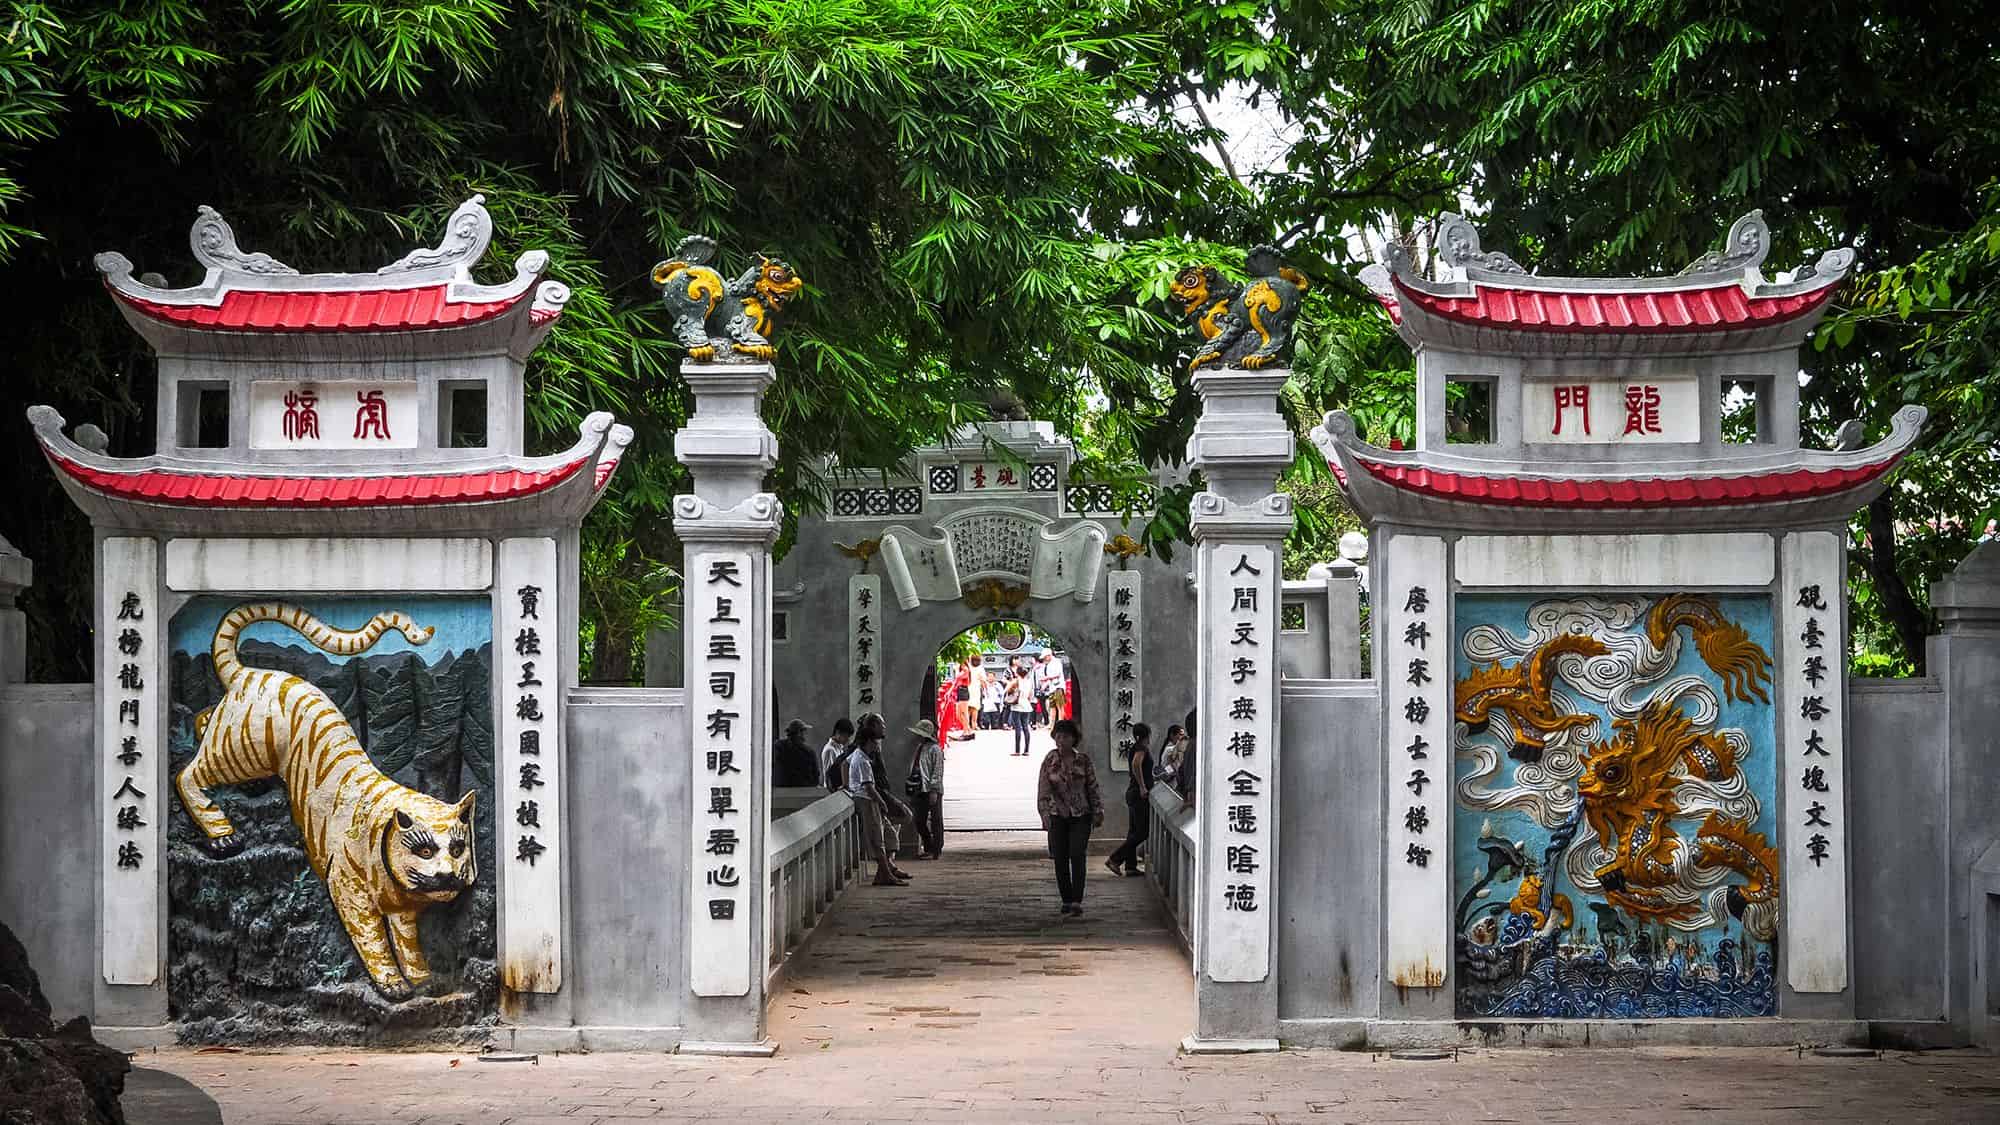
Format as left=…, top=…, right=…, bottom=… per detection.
left=168, top=596, right=492, bottom=661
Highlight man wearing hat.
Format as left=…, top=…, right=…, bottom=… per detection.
left=772, top=718, right=821, bottom=789
left=904, top=719, right=947, bottom=859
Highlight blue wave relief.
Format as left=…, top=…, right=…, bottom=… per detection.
left=1458, top=926, right=1777, bottom=1019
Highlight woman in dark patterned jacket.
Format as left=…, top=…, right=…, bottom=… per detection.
left=1037, top=718, right=1104, bottom=917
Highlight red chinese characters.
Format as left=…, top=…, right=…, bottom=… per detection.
left=282, top=389, right=320, bottom=440
left=1552, top=384, right=1591, bottom=435
left=352, top=390, right=392, bottom=441
left=1624, top=384, right=1663, bottom=435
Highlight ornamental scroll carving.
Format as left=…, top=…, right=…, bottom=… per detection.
left=190, top=206, right=297, bottom=276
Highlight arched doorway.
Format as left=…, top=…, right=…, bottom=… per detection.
left=917, top=620, right=1083, bottom=830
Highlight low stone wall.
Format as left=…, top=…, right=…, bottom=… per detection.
left=1849, top=677, right=1950, bottom=1037
left=556, top=687, right=690, bottom=1049
left=0, top=684, right=93, bottom=1025
left=1275, top=679, right=1379, bottom=1043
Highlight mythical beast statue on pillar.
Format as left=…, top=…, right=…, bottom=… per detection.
left=653, top=235, right=804, bottom=362
left=1170, top=244, right=1309, bottom=371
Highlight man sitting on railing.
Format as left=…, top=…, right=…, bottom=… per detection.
left=838, top=712, right=909, bottom=887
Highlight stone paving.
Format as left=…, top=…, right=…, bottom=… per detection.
left=130, top=834, right=2000, bottom=1124
left=938, top=726, right=1052, bottom=830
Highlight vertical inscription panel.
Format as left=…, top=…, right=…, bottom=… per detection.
left=689, top=545, right=758, bottom=997
left=1201, top=542, right=1278, bottom=983
left=848, top=575, right=880, bottom=719
left=497, top=537, right=561, bottom=992
left=1783, top=529, right=1849, bottom=993
left=1107, top=571, right=1142, bottom=772
left=102, top=536, right=160, bottom=985
left=1382, top=533, right=1448, bottom=996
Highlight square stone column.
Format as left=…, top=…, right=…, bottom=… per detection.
left=1932, top=542, right=2000, bottom=1043
left=674, top=362, right=782, bottom=1055
left=1184, top=368, right=1294, bottom=1051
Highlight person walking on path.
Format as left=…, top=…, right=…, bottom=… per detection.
left=1175, top=708, right=1198, bottom=812
left=841, top=713, right=906, bottom=886
left=1037, top=718, right=1103, bottom=917
left=1105, top=722, right=1153, bottom=877
left=772, top=719, right=821, bottom=788
left=1007, top=666, right=1035, bottom=756
left=904, top=719, right=946, bottom=859
left=980, top=672, right=1004, bottom=730
left=1036, top=650, right=1068, bottom=724
left=821, top=717, right=855, bottom=791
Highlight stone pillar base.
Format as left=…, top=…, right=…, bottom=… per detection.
left=678, top=1038, right=779, bottom=1057
left=1364, top=1018, right=1866, bottom=1050
left=1181, top=1035, right=1280, bottom=1054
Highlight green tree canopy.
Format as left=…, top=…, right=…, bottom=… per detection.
left=0, top=0, right=1243, bottom=679
left=1253, top=0, right=2000, bottom=671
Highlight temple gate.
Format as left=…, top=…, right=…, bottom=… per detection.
left=1309, top=211, right=1924, bottom=1038
left=25, top=198, right=628, bottom=1042
left=3, top=200, right=1998, bottom=1056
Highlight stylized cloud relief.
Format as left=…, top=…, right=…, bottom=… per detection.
left=1455, top=597, right=1773, bottom=940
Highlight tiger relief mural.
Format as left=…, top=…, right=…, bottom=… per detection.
left=167, top=597, right=496, bottom=1042
left=1452, top=594, right=1780, bottom=1019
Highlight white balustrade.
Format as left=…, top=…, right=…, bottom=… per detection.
left=1147, top=784, right=1198, bottom=957
left=765, top=791, right=861, bottom=988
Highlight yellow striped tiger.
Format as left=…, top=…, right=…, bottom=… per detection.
left=174, top=601, right=478, bottom=1001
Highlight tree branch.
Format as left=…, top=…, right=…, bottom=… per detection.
left=1181, top=83, right=1240, bottom=186
left=1864, top=492, right=1932, bottom=675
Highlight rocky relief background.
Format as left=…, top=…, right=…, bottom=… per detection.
left=164, top=597, right=497, bottom=1045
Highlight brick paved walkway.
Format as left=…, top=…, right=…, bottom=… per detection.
left=129, top=834, right=2000, bottom=1124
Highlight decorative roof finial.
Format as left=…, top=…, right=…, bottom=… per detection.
left=379, top=194, right=494, bottom=275
left=652, top=236, right=804, bottom=363
left=1678, top=210, right=1770, bottom=277
left=1435, top=213, right=1524, bottom=275
left=189, top=206, right=296, bottom=276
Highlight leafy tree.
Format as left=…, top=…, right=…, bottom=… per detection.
left=1256, top=0, right=2000, bottom=672
left=0, top=0, right=1238, bottom=680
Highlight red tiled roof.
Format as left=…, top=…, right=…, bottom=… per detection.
left=110, top=284, right=526, bottom=332
left=1339, top=455, right=1898, bottom=509
left=44, top=450, right=589, bottom=508
left=1390, top=278, right=1835, bottom=334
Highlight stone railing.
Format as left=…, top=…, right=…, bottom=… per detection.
left=766, top=790, right=861, bottom=988
left=1147, top=784, right=1198, bottom=956
left=772, top=785, right=832, bottom=818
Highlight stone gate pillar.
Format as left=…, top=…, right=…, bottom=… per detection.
left=675, top=361, right=782, bottom=1054
left=1184, top=367, right=1294, bottom=1051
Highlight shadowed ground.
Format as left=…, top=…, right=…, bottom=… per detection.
left=129, top=835, right=2000, bottom=1123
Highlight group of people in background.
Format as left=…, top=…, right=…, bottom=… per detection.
left=806, top=713, right=946, bottom=887
left=768, top=688, right=1198, bottom=918
left=938, top=650, right=1071, bottom=755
